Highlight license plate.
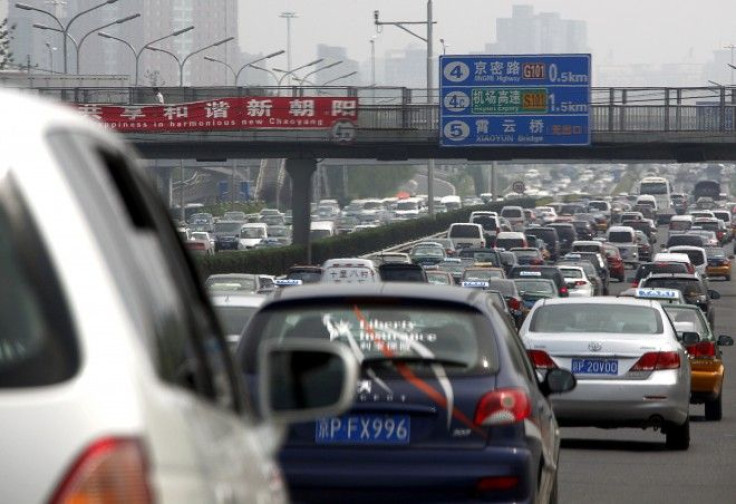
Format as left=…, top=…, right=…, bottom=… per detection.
left=315, top=414, right=410, bottom=444
left=571, top=359, right=619, bottom=375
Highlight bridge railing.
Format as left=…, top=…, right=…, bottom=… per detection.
left=21, top=85, right=736, bottom=133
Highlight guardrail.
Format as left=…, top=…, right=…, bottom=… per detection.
left=24, top=85, right=736, bottom=133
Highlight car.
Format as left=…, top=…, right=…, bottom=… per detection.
left=548, top=222, right=578, bottom=256
left=630, top=261, right=690, bottom=287
left=368, top=252, right=413, bottom=265
left=457, top=247, right=503, bottom=268
left=667, top=245, right=708, bottom=278
left=652, top=252, right=696, bottom=275
left=462, top=266, right=506, bottom=282
left=425, top=269, right=454, bottom=285
left=607, top=225, right=639, bottom=267
left=238, top=222, right=268, bottom=249
left=205, top=273, right=274, bottom=294
left=494, top=231, right=528, bottom=250
left=512, top=277, right=560, bottom=310
left=559, top=252, right=610, bottom=294
left=409, top=241, right=447, bottom=265
left=436, top=257, right=465, bottom=284
left=486, top=278, right=526, bottom=327
left=378, top=262, right=429, bottom=282
left=210, top=292, right=268, bottom=351
left=0, top=89, right=358, bottom=504
left=186, top=230, right=216, bottom=255
left=617, top=287, right=687, bottom=305
left=285, top=264, right=324, bottom=284
left=665, top=233, right=705, bottom=249
left=705, top=247, right=733, bottom=280
left=557, top=264, right=596, bottom=297
left=525, top=227, right=561, bottom=262
left=213, top=220, right=245, bottom=251
left=639, top=273, right=720, bottom=327
left=428, top=237, right=458, bottom=257
left=510, top=247, right=545, bottom=266
left=237, top=283, right=576, bottom=504
left=663, top=303, right=734, bottom=420
left=520, top=297, right=692, bottom=450
left=508, top=265, right=570, bottom=298
left=601, top=242, right=626, bottom=282
left=321, top=258, right=381, bottom=284
left=447, top=222, right=486, bottom=249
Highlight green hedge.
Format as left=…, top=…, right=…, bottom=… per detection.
left=194, top=198, right=539, bottom=277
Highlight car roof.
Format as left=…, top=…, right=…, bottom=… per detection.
left=210, top=293, right=267, bottom=307
left=534, top=296, right=659, bottom=308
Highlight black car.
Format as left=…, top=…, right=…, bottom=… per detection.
left=457, top=247, right=504, bottom=268
left=508, top=265, right=569, bottom=297
left=378, top=262, right=428, bottom=282
left=571, top=220, right=595, bottom=241
left=548, top=223, right=578, bottom=256
left=525, top=226, right=561, bottom=262
left=639, top=273, right=720, bottom=327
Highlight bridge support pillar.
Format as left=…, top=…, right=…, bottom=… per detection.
left=286, top=158, right=317, bottom=262
left=151, top=165, right=173, bottom=209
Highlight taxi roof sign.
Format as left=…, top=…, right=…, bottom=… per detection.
left=519, top=271, right=542, bottom=277
left=634, top=288, right=681, bottom=299
left=461, top=280, right=489, bottom=289
left=275, top=279, right=303, bottom=286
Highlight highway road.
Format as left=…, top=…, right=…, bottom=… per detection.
left=558, top=228, right=736, bottom=503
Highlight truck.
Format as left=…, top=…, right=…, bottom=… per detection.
left=693, top=180, right=721, bottom=203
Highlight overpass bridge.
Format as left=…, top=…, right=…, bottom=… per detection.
left=35, top=84, right=736, bottom=251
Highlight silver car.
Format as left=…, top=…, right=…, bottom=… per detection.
left=519, top=297, right=691, bottom=450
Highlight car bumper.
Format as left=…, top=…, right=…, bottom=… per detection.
left=281, top=445, right=540, bottom=504
left=706, top=265, right=730, bottom=277
left=551, top=371, right=689, bottom=426
left=567, top=287, right=594, bottom=297
left=690, top=361, right=724, bottom=402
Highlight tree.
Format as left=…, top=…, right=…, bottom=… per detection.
left=0, top=18, right=15, bottom=70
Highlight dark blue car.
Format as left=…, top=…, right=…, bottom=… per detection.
left=238, top=283, right=575, bottom=504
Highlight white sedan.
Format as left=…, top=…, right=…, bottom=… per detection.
left=519, top=297, right=691, bottom=450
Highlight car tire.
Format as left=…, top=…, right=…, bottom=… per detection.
left=726, top=274, right=732, bottom=281
left=705, top=394, right=723, bottom=421
left=665, top=417, right=690, bottom=450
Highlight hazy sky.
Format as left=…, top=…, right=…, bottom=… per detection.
left=238, top=1, right=735, bottom=68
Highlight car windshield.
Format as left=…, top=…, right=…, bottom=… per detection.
left=560, top=268, right=584, bottom=279
left=608, top=231, right=633, bottom=243
left=463, top=269, right=504, bottom=280
left=241, top=228, right=264, bottom=238
left=206, top=278, right=257, bottom=292
left=531, top=304, right=663, bottom=333
left=663, top=306, right=709, bottom=338
left=396, top=201, right=418, bottom=210
left=643, top=278, right=704, bottom=296
left=514, top=279, right=556, bottom=295
left=215, top=222, right=242, bottom=233
left=244, top=304, right=498, bottom=376
left=412, top=245, right=443, bottom=256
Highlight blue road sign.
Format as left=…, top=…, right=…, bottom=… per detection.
left=439, top=54, right=591, bottom=147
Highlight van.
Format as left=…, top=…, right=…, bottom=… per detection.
left=500, top=205, right=526, bottom=231
left=238, top=222, right=268, bottom=249
left=667, top=246, right=707, bottom=277
left=495, top=231, right=528, bottom=250
left=311, top=220, right=336, bottom=240
left=447, top=222, right=486, bottom=249
left=440, top=194, right=462, bottom=211
left=607, top=225, right=639, bottom=266
left=321, top=258, right=380, bottom=283
left=668, top=214, right=693, bottom=235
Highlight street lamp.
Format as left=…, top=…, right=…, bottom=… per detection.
left=279, top=11, right=297, bottom=85
left=45, top=41, right=56, bottom=72
left=34, top=23, right=78, bottom=63
left=369, top=36, right=377, bottom=87
left=151, top=36, right=235, bottom=86
left=302, top=60, right=343, bottom=84
left=17, top=0, right=119, bottom=74
left=205, top=49, right=285, bottom=86
left=36, top=13, right=140, bottom=74
left=322, top=71, right=358, bottom=86
left=374, top=0, right=437, bottom=214
left=248, top=64, right=280, bottom=85
left=439, top=38, right=448, bottom=55
left=726, top=45, right=736, bottom=86
left=273, top=58, right=324, bottom=95
left=98, top=25, right=194, bottom=86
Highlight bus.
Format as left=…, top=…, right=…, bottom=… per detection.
left=635, top=176, right=674, bottom=224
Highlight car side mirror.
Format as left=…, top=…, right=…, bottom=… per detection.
left=258, top=339, right=358, bottom=424
left=709, top=290, right=721, bottom=300
left=540, top=368, right=577, bottom=396
left=718, top=335, right=734, bottom=346
left=681, top=331, right=700, bottom=345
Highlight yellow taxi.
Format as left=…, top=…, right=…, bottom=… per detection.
left=705, top=247, right=732, bottom=281
left=664, top=304, right=734, bottom=420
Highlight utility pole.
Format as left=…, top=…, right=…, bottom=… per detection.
left=280, top=11, right=297, bottom=86
left=374, top=1, right=437, bottom=214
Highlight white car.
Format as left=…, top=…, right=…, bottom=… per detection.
left=557, top=265, right=595, bottom=297
left=0, top=89, right=357, bottom=504
left=520, top=297, right=691, bottom=450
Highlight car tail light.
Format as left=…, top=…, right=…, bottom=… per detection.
left=527, top=350, right=557, bottom=370
left=630, top=351, right=680, bottom=371
left=187, top=242, right=205, bottom=250
left=573, top=280, right=587, bottom=286
left=50, top=438, right=151, bottom=504
left=474, top=388, right=532, bottom=426
left=631, top=281, right=639, bottom=287
left=476, top=476, right=520, bottom=492
left=559, top=285, right=569, bottom=297
left=507, top=297, right=522, bottom=311
left=686, top=341, right=716, bottom=358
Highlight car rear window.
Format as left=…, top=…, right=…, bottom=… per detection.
left=667, top=235, right=704, bottom=247
left=0, top=181, right=79, bottom=388
left=642, top=278, right=704, bottom=296
left=608, top=231, right=633, bottom=243
left=670, top=249, right=706, bottom=266
left=501, top=208, right=523, bottom=218
left=670, top=220, right=691, bottom=231
left=496, top=238, right=525, bottom=249
left=243, top=302, right=499, bottom=376
left=530, top=304, right=663, bottom=334
left=449, top=224, right=482, bottom=238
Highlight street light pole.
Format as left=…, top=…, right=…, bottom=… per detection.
left=168, top=36, right=234, bottom=86
left=273, top=58, right=324, bottom=95
left=280, top=11, right=297, bottom=86
left=205, top=50, right=285, bottom=86
left=374, top=1, right=437, bottom=214
left=248, top=64, right=280, bottom=86
left=98, top=25, right=194, bottom=86
left=726, top=44, right=736, bottom=86
left=17, top=0, right=119, bottom=74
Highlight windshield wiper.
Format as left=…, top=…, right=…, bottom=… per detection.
left=361, top=355, right=469, bottom=368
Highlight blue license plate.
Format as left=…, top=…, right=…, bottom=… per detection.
left=571, top=359, right=618, bottom=375
left=315, top=414, right=410, bottom=444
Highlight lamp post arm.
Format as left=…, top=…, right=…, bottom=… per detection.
left=141, top=25, right=194, bottom=53
left=65, top=0, right=118, bottom=32
left=180, top=37, right=234, bottom=85
left=16, top=4, right=63, bottom=29
left=77, top=14, right=140, bottom=74
left=204, top=56, right=236, bottom=85
left=235, top=50, right=285, bottom=85
left=248, top=64, right=279, bottom=85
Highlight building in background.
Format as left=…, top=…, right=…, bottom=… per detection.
left=9, top=0, right=242, bottom=86
left=314, top=44, right=359, bottom=86
left=485, top=5, right=588, bottom=55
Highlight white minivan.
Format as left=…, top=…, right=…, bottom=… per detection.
left=447, top=222, right=486, bottom=249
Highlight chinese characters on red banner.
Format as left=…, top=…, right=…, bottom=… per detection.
left=77, top=96, right=358, bottom=132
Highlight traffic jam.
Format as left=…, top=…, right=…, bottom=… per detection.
left=202, top=175, right=736, bottom=504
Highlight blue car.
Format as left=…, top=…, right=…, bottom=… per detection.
left=238, top=283, right=575, bottom=504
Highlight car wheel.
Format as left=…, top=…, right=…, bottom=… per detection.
left=665, top=417, right=690, bottom=450
left=705, top=393, right=723, bottom=421
left=726, top=274, right=732, bottom=281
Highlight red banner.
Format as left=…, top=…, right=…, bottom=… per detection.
left=76, top=96, right=358, bottom=132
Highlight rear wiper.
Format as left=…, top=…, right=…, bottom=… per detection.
left=361, top=355, right=469, bottom=368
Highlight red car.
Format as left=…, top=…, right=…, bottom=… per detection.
left=602, top=242, right=626, bottom=282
